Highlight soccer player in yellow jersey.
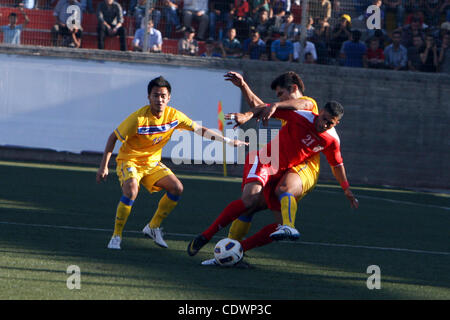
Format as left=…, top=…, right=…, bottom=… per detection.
left=96, top=76, right=247, bottom=250
left=188, top=71, right=324, bottom=262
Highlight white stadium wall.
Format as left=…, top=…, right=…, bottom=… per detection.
left=0, top=54, right=242, bottom=162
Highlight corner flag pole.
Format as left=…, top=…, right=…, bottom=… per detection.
left=218, top=101, right=227, bottom=177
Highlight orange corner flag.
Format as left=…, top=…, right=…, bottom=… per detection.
left=218, top=101, right=225, bottom=133
left=218, top=101, right=227, bottom=177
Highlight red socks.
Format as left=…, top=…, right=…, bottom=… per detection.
left=202, top=199, right=247, bottom=240
left=241, top=223, right=278, bottom=252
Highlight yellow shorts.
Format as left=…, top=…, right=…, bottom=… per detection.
left=291, top=160, right=320, bottom=202
left=116, top=160, right=174, bottom=193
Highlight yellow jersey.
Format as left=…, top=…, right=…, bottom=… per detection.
left=114, top=105, right=197, bottom=165
left=278, top=96, right=320, bottom=173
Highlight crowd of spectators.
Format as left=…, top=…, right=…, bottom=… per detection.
left=1, top=0, right=450, bottom=73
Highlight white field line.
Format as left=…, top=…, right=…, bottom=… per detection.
left=0, top=220, right=448, bottom=256
left=318, top=190, right=450, bottom=211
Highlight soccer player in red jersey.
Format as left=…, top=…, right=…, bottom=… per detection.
left=187, top=101, right=359, bottom=266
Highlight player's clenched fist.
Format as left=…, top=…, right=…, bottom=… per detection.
left=96, top=167, right=109, bottom=183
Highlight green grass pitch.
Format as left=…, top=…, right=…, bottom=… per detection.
left=0, top=160, right=449, bottom=300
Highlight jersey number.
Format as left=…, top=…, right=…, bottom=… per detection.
left=301, top=134, right=315, bottom=147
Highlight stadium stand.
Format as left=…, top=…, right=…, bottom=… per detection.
left=1, top=0, right=449, bottom=72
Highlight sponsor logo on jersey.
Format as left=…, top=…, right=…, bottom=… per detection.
left=138, top=120, right=179, bottom=135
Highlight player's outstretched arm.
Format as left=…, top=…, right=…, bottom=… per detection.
left=256, top=99, right=315, bottom=123
left=224, top=107, right=268, bottom=128
left=96, top=132, right=118, bottom=183
left=195, top=125, right=248, bottom=147
left=224, top=71, right=264, bottom=108
left=331, top=165, right=359, bottom=209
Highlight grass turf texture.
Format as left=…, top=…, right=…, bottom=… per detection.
left=0, top=161, right=449, bottom=300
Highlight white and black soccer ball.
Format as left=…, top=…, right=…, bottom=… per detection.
left=214, top=238, right=244, bottom=266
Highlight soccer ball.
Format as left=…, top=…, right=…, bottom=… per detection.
left=214, top=238, right=244, bottom=266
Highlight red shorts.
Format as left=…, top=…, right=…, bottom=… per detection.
left=242, top=151, right=284, bottom=212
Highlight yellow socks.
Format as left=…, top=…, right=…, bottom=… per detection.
left=112, top=196, right=134, bottom=238
left=279, top=192, right=297, bottom=227
left=149, top=192, right=179, bottom=229
left=228, top=216, right=252, bottom=241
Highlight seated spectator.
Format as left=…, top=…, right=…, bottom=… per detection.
left=438, top=31, right=450, bottom=73
left=182, top=0, right=209, bottom=40
left=201, top=39, right=226, bottom=57
left=440, top=0, right=450, bottom=23
left=364, top=37, right=385, bottom=68
left=329, top=14, right=351, bottom=61
left=383, top=0, right=405, bottom=28
left=366, top=28, right=389, bottom=49
left=293, top=34, right=317, bottom=63
left=178, top=27, right=199, bottom=55
left=253, top=7, right=272, bottom=42
left=222, top=27, right=243, bottom=58
left=407, top=34, right=424, bottom=71
left=309, top=0, right=332, bottom=24
left=208, top=0, right=233, bottom=41
left=163, top=0, right=182, bottom=37
left=279, top=11, right=299, bottom=41
left=303, top=16, right=315, bottom=40
left=419, top=33, right=438, bottom=72
left=242, top=28, right=266, bottom=59
left=340, top=29, right=367, bottom=67
left=230, top=0, right=251, bottom=40
left=133, top=0, right=161, bottom=30
left=405, top=8, right=426, bottom=27
left=270, top=0, right=289, bottom=32
left=270, top=31, right=293, bottom=61
left=250, top=0, right=270, bottom=20
left=97, top=0, right=127, bottom=51
left=51, top=0, right=82, bottom=48
left=0, top=6, right=29, bottom=45
left=401, top=16, right=426, bottom=48
left=132, top=19, right=162, bottom=52
left=384, top=30, right=408, bottom=70
left=251, top=7, right=272, bottom=56
left=424, top=0, right=440, bottom=27
left=311, top=17, right=330, bottom=64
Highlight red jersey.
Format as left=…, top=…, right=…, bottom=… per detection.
left=234, top=0, right=249, bottom=17
left=258, top=109, right=343, bottom=172
left=366, top=47, right=384, bottom=60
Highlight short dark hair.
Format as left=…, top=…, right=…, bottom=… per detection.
left=9, top=13, right=17, bottom=18
left=270, top=71, right=305, bottom=94
left=323, top=101, right=344, bottom=119
left=148, top=76, right=171, bottom=95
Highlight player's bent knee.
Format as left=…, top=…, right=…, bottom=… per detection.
left=169, top=182, right=183, bottom=196
left=123, top=179, right=139, bottom=200
left=241, top=193, right=259, bottom=209
left=275, top=184, right=303, bottom=198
